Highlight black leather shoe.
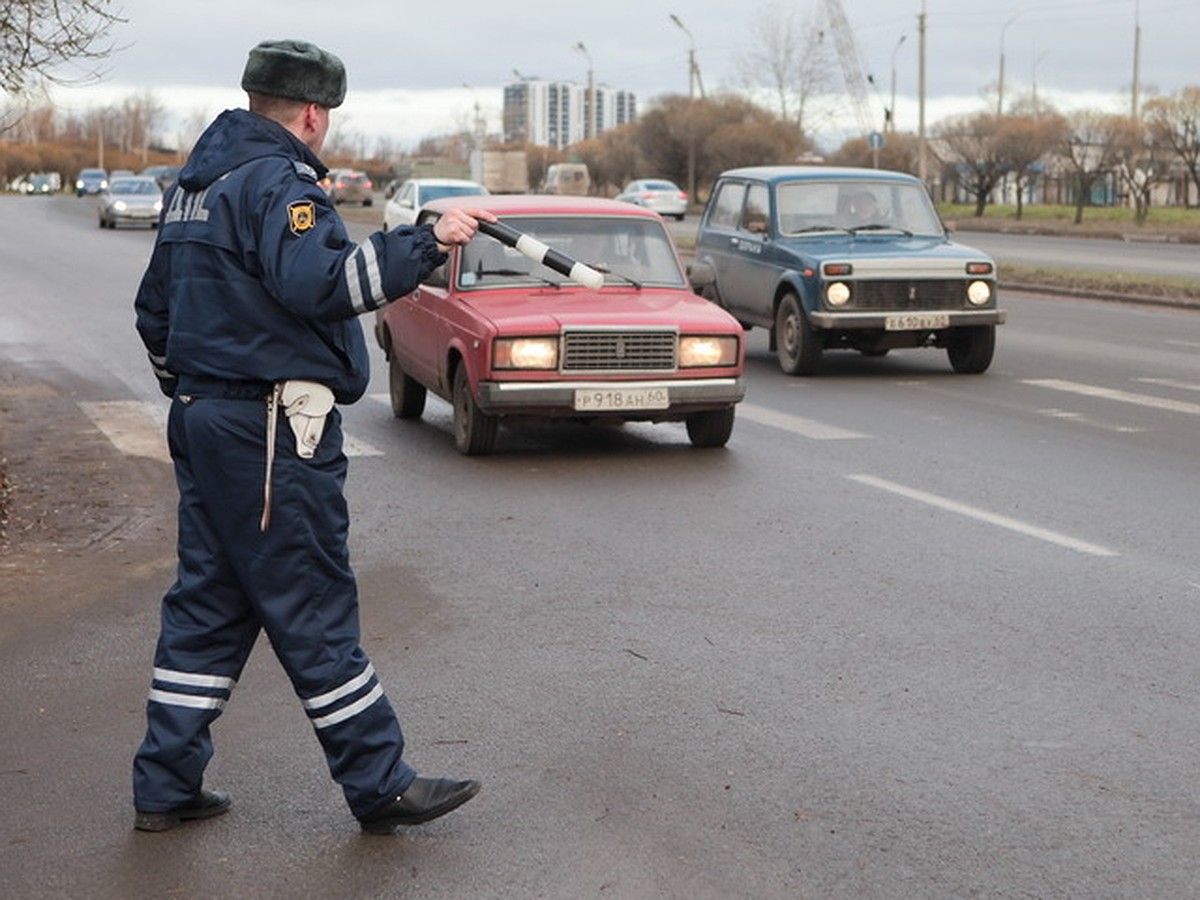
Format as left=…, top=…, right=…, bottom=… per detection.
left=134, top=788, right=231, bottom=832
left=358, top=776, right=481, bottom=834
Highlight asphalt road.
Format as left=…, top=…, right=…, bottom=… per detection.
left=3, top=195, right=1200, bottom=898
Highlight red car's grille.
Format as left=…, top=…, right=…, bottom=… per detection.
left=561, top=330, right=677, bottom=371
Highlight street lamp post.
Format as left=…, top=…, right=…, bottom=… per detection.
left=573, top=41, right=594, bottom=141
left=998, top=13, right=1019, bottom=115
left=669, top=14, right=703, bottom=99
left=668, top=13, right=702, bottom=204
left=889, top=34, right=906, bottom=133
left=1032, top=48, right=1050, bottom=114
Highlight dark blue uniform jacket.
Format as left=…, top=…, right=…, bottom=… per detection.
left=135, top=108, right=444, bottom=404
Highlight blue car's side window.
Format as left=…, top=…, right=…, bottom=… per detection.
left=742, top=184, right=770, bottom=235
left=708, top=182, right=745, bottom=230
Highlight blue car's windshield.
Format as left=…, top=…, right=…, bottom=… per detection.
left=776, top=180, right=945, bottom=237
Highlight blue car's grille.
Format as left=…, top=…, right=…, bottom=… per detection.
left=561, top=331, right=677, bottom=371
left=850, top=279, right=973, bottom=310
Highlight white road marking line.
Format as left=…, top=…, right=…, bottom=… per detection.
left=1135, top=377, right=1200, bottom=393
left=1035, top=407, right=1145, bottom=433
left=1024, top=378, right=1200, bottom=416
left=737, top=403, right=868, bottom=439
left=79, top=400, right=382, bottom=459
left=342, top=434, right=384, bottom=457
left=1165, top=339, right=1200, bottom=350
left=79, top=401, right=170, bottom=463
left=847, top=473, right=1118, bottom=557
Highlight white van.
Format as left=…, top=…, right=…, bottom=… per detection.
left=540, top=163, right=590, bottom=196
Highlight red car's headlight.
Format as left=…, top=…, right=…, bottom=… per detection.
left=494, top=337, right=559, bottom=369
left=679, top=336, right=738, bottom=367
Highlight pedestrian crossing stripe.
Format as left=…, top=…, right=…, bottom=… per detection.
left=78, top=400, right=383, bottom=461
left=1024, top=379, right=1200, bottom=416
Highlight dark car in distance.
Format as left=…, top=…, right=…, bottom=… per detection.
left=75, top=168, right=108, bottom=196
left=690, top=166, right=1004, bottom=375
left=327, top=169, right=374, bottom=206
left=140, top=164, right=181, bottom=190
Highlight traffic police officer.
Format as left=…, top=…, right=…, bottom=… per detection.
left=132, top=39, right=492, bottom=834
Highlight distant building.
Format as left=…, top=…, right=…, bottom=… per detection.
left=503, top=79, right=636, bottom=149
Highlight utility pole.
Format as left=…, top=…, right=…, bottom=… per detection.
left=889, top=34, right=906, bottom=132
left=1131, top=0, right=1142, bottom=119
left=1032, top=49, right=1050, bottom=116
left=998, top=13, right=1018, bottom=115
left=573, top=42, right=595, bottom=140
left=917, top=1, right=927, bottom=183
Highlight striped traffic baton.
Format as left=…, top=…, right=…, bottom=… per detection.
left=462, top=217, right=606, bottom=290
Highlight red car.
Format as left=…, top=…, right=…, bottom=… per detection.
left=374, top=195, right=746, bottom=454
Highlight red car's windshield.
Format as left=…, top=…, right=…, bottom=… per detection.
left=458, top=216, right=685, bottom=289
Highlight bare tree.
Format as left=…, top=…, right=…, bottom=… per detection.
left=735, top=2, right=832, bottom=136
left=1143, top=87, right=1200, bottom=207
left=1109, top=116, right=1173, bottom=225
left=1, top=1, right=124, bottom=94
left=934, top=112, right=1015, bottom=216
left=995, top=111, right=1068, bottom=219
left=116, top=91, right=166, bottom=162
left=635, top=94, right=805, bottom=201
left=1061, top=110, right=1126, bottom=224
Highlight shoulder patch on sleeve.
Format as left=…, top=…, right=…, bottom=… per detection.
left=287, top=199, right=317, bottom=235
left=293, top=161, right=319, bottom=182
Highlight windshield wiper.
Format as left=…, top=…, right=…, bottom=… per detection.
left=475, top=268, right=560, bottom=287
left=787, top=225, right=850, bottom=235
left=584, top=262, right=641, bottom=289
left=848, top=224, right=914, bottom=236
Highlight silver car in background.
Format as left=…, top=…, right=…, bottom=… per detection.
left=614, top=179, right=688, bottom=220
left=97, top=176, right=163, bottom=229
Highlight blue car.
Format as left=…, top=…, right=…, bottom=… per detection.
left=690, top=166, right=1005, bottom=375
left=74, top=167, right=108, bottom=196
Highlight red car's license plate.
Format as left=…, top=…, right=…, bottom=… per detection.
left=573, top=387, right=669, bottom=411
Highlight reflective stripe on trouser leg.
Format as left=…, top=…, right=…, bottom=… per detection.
left=251, top=419, right=414, bottom=817
left=299, top=662, right=416, bottom=818
left=134, top=397, right=260, bottom=811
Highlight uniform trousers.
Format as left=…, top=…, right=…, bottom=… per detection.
left=132, top=381, right=415, bottom=818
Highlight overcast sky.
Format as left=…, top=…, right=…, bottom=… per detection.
left=46, top=0, right=1199, bottom=152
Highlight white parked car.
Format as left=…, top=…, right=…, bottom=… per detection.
left=614, top=179, right=688, bottom=220
left=383, top=178, right=489, bottom=230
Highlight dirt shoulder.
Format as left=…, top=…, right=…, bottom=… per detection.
left=0, top=363, right=176, bottom=632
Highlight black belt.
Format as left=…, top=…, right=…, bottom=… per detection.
left=176, top=375, right=274, bottom=400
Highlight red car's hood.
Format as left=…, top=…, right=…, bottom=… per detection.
left=461, top=286, right=740, bottom=333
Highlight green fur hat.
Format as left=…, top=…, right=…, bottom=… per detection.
left=241, top=39, right=346, bottom=108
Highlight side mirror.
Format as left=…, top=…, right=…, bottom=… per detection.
left=687, top=261, right=715, bottom=291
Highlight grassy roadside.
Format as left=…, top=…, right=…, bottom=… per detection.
left=942, top=204, right=1200, bottom=306
left=993, top=263, right=1200, bottom=305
